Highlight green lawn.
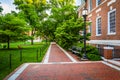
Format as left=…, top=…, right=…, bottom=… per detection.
left=0, top=41, right=49, bottom=80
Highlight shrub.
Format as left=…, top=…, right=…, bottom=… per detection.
left=86, top=45, right=99, bottom=55
left=87, top=53, right=101, bottom=61
left=75, top=43, right=101, bottom=61
left=0, top=44, right=1, bottom=48
left=3, top=45, right=6, bottom=49
left=86, top=45, right=101, bottom=61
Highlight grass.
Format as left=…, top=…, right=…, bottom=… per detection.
left=0, top=41, right=50, bottom=80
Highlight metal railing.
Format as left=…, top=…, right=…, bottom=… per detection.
left=97, top=48, right=120, bottom=58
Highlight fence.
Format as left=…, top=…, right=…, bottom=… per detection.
left=0, top=44, right=49, bottom=70
left=113, top=49, right=120, bottom=58
left=97, top=48, right=104, bottom=56
left=97, top=48, right=120, bottom=58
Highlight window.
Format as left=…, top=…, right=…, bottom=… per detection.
left=108, top=9, right=116, bottom=34
left=88, top=0, right=92, bottom=12
left=88, top=24, right=92, bottom=33
left=96, top=17, right=102, bottom=35
left=96, top=0, right=101, bottom=6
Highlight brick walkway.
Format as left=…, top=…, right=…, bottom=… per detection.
left=48, top=44, right=72, bottom=62
left=5, top=42, right=120, bottom=80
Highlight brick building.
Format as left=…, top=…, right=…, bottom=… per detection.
left=78, top=0, right=120, bottom=58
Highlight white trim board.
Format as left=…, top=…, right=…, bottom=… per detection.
left=102, top=61, right=120, bottom=71
left=88, top=40, right=120, bottom=46
left=43, top=43, right=51, bottom=63
left=8, top=64, right=29, bottom=80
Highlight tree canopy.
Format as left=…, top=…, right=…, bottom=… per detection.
left=38, top=0, right=89, bottom=48
left=0, top=2, right=3, bottom=13
left=0, top=13, right=31, bottom=49
left=13, top=0, right=48, bottom=45
left=0, top=0, right=90, bottom=49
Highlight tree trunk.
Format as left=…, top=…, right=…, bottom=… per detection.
left=31, top=29, right=34, bottom=45
left=45, top=37, right=47, bottom=45
left=53, top=34, right=56, bottom=42
left=7, top=36, right=10, bottom=49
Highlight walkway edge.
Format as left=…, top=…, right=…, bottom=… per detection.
left=8, top=63, right=29, bottom=80
left=57, top=44, right=77, bottom=63
left=43, top=43, right=51, bottom=63
left=102, top=61, right=120, bottom=71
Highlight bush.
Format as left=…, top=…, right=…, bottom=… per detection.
left=87, top=53, right=101, bottom=61
left=3, top=45, right=6, bottom=49
left=86, top=45, right=101, bottom=61
left=0, top=44, right=2, bottom=48
left=86, top=45, right=99, bottom=55
left=75, top=43, right=101, bottom=61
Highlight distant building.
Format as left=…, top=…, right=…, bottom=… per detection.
left=78, top=0, right=120, bottom=58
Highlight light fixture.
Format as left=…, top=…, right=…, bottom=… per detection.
left=81, top=0, right=88, bottom=60
left=82, top=8, right=88, bottom=18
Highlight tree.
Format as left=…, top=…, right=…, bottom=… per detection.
left=55, top=17, right=84, bottom=49
left=44, top=0, right=78, bottom=40
left=14, top=0, right=38, bottom=45
left=0, top=2, right=3, bottom=14
left=0, top=13, right=30, bottom=49
left=36, top=0, right=76, bottom=42
left=14, top=0, right=49, bottom=45
left=43, top=0, right=90, bottom=48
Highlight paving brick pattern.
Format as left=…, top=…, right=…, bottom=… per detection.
left=16, top=63, right=120, bottom=80
left=67, top=51, right=81, bottom=62
left=5, top=43, right=120, bottom=80
left=48, top=44, right=71, bottom=62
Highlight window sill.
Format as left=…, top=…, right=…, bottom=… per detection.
left=96, top=34, right=102, bottom=36
left=107, top=33, right=116, bottom=35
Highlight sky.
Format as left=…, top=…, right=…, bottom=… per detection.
left=0, top=0, right=18, bottom=14
left=76, top=0, right=81, bottom=6
left=0, top=0, right=81, bottom=14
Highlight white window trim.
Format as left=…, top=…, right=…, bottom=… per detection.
left=88, top=0, right=92, bottom=12
left=96, top=16, right=102, bottom=36
left=88, top=0, right=90, bottom=12
left=96, top=0, right=99, bottom=7
left=88, top=25, right=91, bottom=33
left=88, top=20, right=92, bottom=33
left=96, top=0, right=98, bottom=6
left=108, top=9, right=116, bottom=35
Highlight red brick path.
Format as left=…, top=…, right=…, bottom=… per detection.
left=16, top=63, right=120, bottom=80
left=48, top=44, right=71, bottom=62
left=5, top=43, right=120, bottom=80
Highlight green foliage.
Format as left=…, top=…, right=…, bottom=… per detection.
left=0, top=6, right=3, bottom=13
left=49, top=0, right=74, bottom=8
left=87, top=54, right=101, bottom=61
left=76, top=43, right=101, bottom=61
left=86, top=45, right=101, bottom=61
left=37, top=18, right=56, bottom=41
left=41, top=0, right=87, bottom=48
left=3, top=45, right=7, bottom=49
left=14, top=0, right=49, bottom=45
left=55, top=18, right=84, bottom=49
left=86, top=45, right=99, bottom=55
left=0, top=13, right=31, bottom=49
left=0, top=2, right=3, bottom=13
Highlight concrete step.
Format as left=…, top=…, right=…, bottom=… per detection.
left=107, top=60, right=120, bottom=67
left=102, top=57, right=120, bottom=71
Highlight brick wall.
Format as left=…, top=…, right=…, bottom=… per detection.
left=78, top=0, right=120, bottom=58
left=86, top=0, right=120, bottom=40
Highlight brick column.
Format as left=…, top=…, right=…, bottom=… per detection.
left=104, top=47, right=113, bottom=59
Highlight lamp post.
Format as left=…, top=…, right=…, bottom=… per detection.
left=82, top=0, right=88, bottom=59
